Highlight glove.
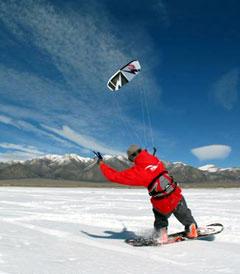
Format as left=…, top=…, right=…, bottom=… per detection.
left=92, top=151, right=103, bottom=164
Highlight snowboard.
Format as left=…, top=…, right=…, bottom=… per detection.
left=125, top=223, right=224, bottom=247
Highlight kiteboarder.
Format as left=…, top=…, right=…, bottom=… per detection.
left=94, top=145, right=198, bottom=244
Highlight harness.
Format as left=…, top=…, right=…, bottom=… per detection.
left=147, top=171, right=177, bottom=199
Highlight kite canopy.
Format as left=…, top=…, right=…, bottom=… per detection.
left=105, top=59, right=154, bottom=148
left=107, top=60, right=141, bottom=91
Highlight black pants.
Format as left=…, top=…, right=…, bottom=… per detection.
left=153, top=197, right=197, bottom=231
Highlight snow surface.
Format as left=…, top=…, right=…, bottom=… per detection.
left=0, top=187, right=239, bottom=274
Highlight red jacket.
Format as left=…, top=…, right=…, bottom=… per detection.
left=100, top=150, right=182, bottom=214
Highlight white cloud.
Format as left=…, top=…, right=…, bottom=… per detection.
left=0, top=103, right=48, bottom=123
left=0, top=115, right=11, bottom=123
left=213, top=68, right=239, bottom=110
left=0, top=143, right=44, bottom=155
left=0, top=114, right=18, bottom=127
left=0, top=151, right=39, bottom=162
left=0, top=113, right=76, bottom=147
left=0, top=143, right=45, bottom=162
left=42, top=124, right=123, bottom=155
left=191, top=144, right=232, bottom=161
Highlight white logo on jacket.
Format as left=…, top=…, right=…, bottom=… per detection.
left=145, top=164, right=158, bottom=172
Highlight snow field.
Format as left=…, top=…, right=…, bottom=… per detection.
left=0, top=187, right=239, bottom=274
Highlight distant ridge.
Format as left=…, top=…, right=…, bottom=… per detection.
left=0, top=154, right=239, bottom=185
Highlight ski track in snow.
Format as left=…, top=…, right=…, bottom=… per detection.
left=0, top=187, right=239, bottom=274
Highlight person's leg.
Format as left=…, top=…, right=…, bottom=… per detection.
left=152, top=208, right=170, bottom=230
left=173, top=197, right=198, bottom=235
left=152, top=208, right=171, bottom=243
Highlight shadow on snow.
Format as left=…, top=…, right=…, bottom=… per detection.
left=81, top=226, right=138, bottom=240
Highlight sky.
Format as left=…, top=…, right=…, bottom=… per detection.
left=0, top=0, right=239, bottom=167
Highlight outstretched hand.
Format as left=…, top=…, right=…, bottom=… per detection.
left=92, top=151, right=103, bottom=164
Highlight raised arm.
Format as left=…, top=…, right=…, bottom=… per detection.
left=99, top=162, right=144, bottom=186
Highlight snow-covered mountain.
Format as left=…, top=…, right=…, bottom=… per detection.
left=38, top=154, right=93, bottom=164
left=0, top=154, right=239, bottom=184
left=173, top=161, right=187, bottom=166
left=198, top=164, right=220, bottom=173
left=198, top=164, right=238, bottom=173
left=0, top=154, right=130, bottom=182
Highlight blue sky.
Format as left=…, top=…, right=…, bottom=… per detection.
left=0, top=0, right=239, bottom=167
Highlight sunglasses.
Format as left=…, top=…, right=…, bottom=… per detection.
left=128, top=149, right=142, bottom=162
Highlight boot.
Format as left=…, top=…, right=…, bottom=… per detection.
left=153, top=227, right=168, bottom=244
left=186, top=223, right=198, bottom=239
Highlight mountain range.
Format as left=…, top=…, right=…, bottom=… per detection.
left=0, top=154, right=239, bottom=185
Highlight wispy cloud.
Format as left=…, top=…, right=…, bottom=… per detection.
left=0, top=143, right=44, bottom=155
left=153, top=0, right=170, bottom=28
left=0, top=143, right=45, bottom=162
left=191, top=144, right=232, bottom=161
left=212, top=68, right=239, bottom=110
left=42, top=124, right=123, bottom=155
left=0, top=0, right=131, bottom=90
left=0, top=115, right=18, bottom=127
left=0, top=151, right=39, bottom=162
left=0, top=113, right=76, bottom=147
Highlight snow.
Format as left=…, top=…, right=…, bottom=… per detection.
left=116, top=155, right=128, bottom=162
left=39, top=154, right=92, bottom=164
left=0, top=187, right=239, bottom=274
left=173, top=161, right=187, bottom=166
left=103, top=155, right=114, bottom=160
left=198, top=164, right=238, bottom=173
left=198, top=164, right=219, bottom=172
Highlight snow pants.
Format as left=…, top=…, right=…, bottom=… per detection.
left=153, top=196, right=197, bottom=231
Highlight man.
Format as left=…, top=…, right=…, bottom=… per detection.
left=95, top=144, right=198, bottom=244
